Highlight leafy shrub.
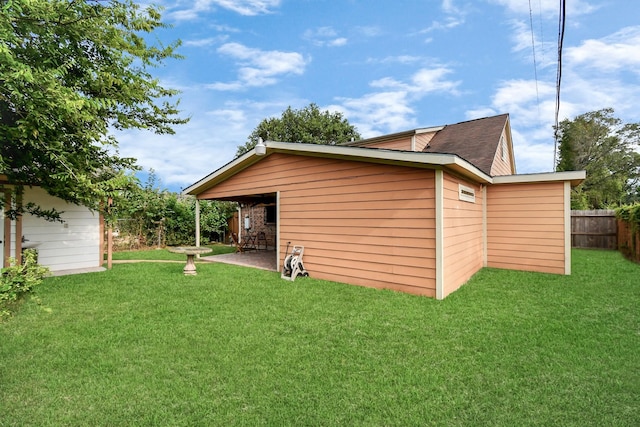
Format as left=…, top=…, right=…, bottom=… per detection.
left=616, top=204, right=640, bottom=229
left=0, top=249, right=49, bottom=319
left=615, top=204, right=640, bottom=262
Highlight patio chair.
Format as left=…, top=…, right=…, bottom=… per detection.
left=257, top=231, right=268, bottom=250
left=232, top=232, right=257, bottom=253
left=231, top=232, right=243, bottom=253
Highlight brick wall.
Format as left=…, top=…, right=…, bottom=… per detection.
left=242, top=204, right=276, bottom=248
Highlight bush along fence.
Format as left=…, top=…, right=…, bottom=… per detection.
left=616, top=205, right=640, bottom=263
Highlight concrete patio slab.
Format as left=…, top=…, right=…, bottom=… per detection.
left=201, top=250, right=277, bottom=271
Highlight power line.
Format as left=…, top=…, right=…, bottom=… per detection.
left=553, top=0, right=566, bottom=170
left=529, top=0, right=541, bottom=118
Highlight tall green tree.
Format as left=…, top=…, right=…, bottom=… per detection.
left=0, top=0, right=187, bottom=213
left=555, top=108, right=640, bottom=209
left=236, top=103, right=361, bottom=157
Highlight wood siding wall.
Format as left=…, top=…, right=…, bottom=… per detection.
left=489, top=130, right=514, bottom=176
left=415, top=132, right=437, bottom=151
left=362, top=136, right=412, bottom=151
left=442, top=173, right=484, bottom=297
left=199, top=153, right=437, bottom=296
left=486, top=182, right=566, bottom=274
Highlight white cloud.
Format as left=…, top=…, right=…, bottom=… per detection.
left=328, top=38, right=348, bottom=47
left=421, top=16, right=464, bottom=33
left=168, top=0, right=281, bottom=21
left=304, top=27, right=348, bottom=47
left=507, top=19, right=557, bottom=69
left=333, top=91, right=416, bottom=137
left=420, top=0, right=467, bottom=33
left=565, top=26, right=640, bottom=73
left=355, top=26, right=382, bottom=37
left=367, top=55, right=423, bottom=65
left=213, top=0, right=280, bottom=15
left=332, top=67, right=460, bottom=137
left=183, top=36, right=228, bottom=47
left=411, top=68, right=461, bottom=94
left=208, top=42, right=308, bottom=90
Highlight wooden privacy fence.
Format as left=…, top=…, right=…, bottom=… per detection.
left=571, top=210, right=617, bottom=249
left=617, top=218, right=640, bottom=262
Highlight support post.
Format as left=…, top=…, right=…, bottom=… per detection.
left=3, top=189, right=11, bottom=268
left=15, top=191, right=22, bottom=264
left=107, top=197, right=113, bottom=270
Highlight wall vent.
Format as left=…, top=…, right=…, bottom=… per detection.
left=459, top=184, right=476, bottom=203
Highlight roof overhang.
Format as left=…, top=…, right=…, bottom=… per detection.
left=183, top=140, right=493, bottom=195
left=492, top=170, right=586, bottom=187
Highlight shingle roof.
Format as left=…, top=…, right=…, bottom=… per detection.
left=423, top=114, right=509, bottom=176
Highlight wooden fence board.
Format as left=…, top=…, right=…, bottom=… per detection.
left=571, top=210, right=617, bottom=249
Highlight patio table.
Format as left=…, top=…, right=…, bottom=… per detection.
left=167, top=246, right=212, bottom=276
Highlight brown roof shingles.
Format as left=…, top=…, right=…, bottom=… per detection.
left=423, top=114, right=509, bottom=176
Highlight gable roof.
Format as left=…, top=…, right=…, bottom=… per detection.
left=422, top=114, right=511, bottom=176
left=342, top=114, right=513, bottom=176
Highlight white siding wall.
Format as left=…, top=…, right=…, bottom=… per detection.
left=19, top=187, right=101, bottom=272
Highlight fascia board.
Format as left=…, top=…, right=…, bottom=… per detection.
left=492, top=170, right=586, bottom=186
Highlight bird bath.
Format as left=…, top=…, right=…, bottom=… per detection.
left=167, top=246, right=212, bottom=276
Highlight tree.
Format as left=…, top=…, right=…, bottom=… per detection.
left=112, top=171, right=236, bottom=247
left=555, top=108, right=640, bottom=209
left=0, top=0, right=187, bottom=214
left=236, top=103, right=361, bottom=157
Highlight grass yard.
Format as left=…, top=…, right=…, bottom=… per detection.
left=1, top=249, right=638, bottom=426
left=108, top=244, right=236, bottom=261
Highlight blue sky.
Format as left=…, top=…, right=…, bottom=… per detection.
left=115, top=0, right=640, bottom=192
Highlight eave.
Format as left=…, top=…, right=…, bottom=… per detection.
left=492, top=170, right=586, bottom=187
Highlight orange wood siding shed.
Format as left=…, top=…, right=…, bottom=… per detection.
left=486, top=182, right=566, bottom=274
left=442, top=173, right=484, bottom=297
left=199, top=153, right=437, bottom=296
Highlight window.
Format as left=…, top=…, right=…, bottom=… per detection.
left=265, top=205, right=276, bottom=224
left=459, top=184, right=476, bottom=203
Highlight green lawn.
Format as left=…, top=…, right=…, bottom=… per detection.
left=1, top=249, right=638, bottom=426
left=109, top=244, right=236, bottom=261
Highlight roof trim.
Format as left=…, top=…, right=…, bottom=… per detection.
left=492, top=170, right=586, bottom=187
left=183, top=140, right=493, bottom=195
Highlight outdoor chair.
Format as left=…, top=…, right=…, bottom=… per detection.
left=257, top=232, right=268, bottom=250
left=231, top=232, right=244, bottom=253
left=232, top=232, right=257, bottom=253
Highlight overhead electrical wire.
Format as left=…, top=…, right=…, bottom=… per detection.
left=553, top=0, right=566, bottom=170
left=528, top=0, right=541, bottom=118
